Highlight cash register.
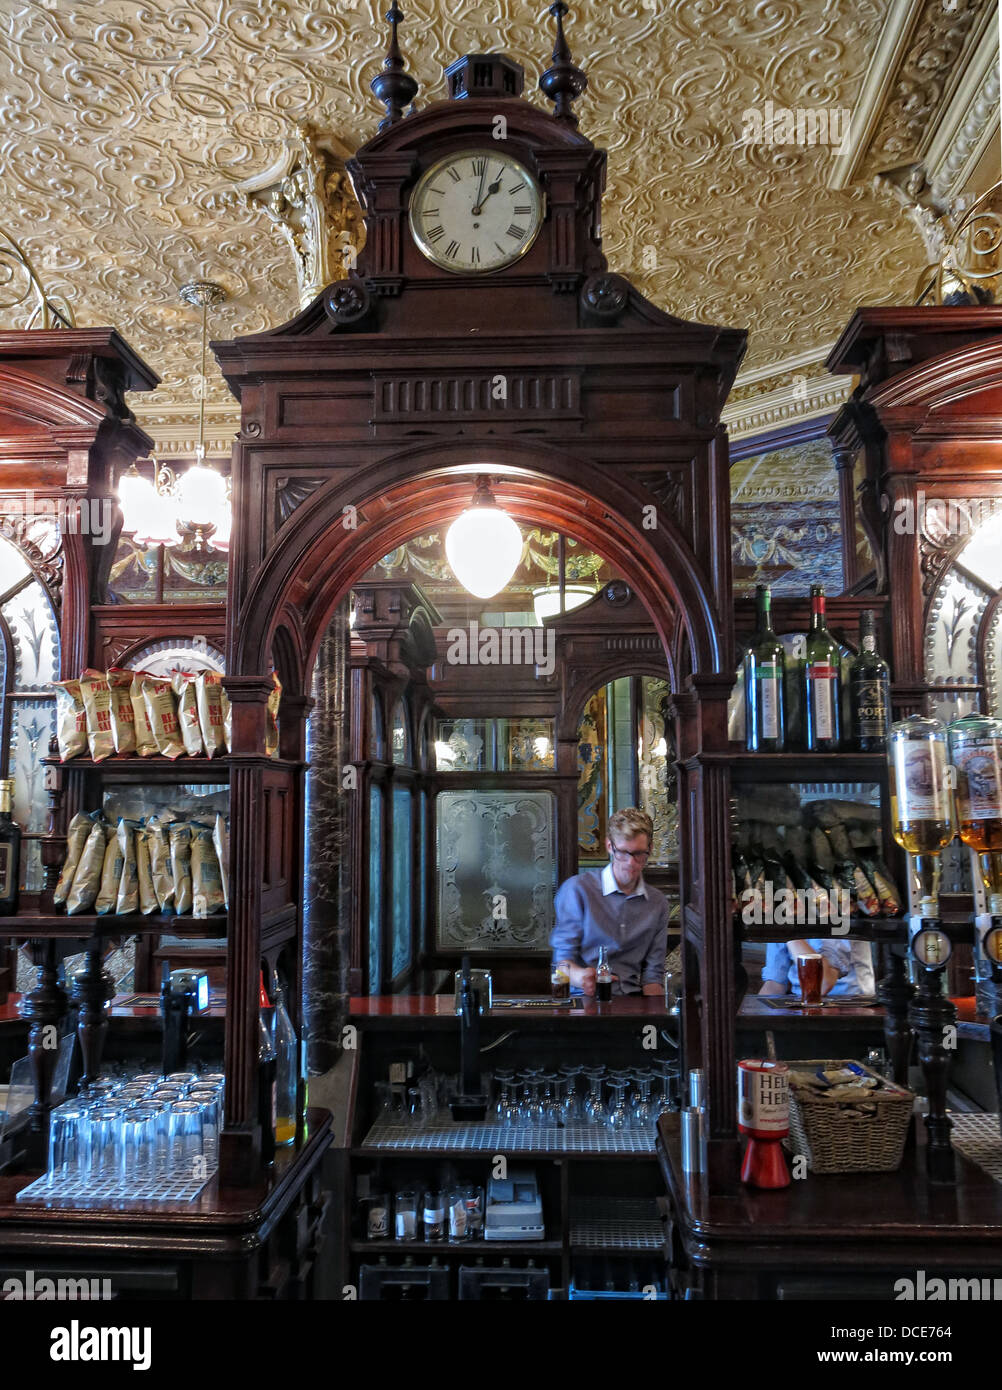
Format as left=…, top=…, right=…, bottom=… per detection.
left=484, top=1168, right=545, bottom=1241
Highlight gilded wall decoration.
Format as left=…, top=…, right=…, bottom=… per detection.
left=0, top=0, right=931, bottom=458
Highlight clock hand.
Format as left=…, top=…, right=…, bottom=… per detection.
left=473, top=163, right=487, bottom=216
left=472, top=177, right=503, bottom=215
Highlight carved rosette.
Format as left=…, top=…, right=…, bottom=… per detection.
left=323, top=278, right=373, bottom=329
left=580, top=273, right=630, bottom=323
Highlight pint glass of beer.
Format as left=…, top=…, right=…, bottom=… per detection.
left=795, top=952, right=824, bottom=1006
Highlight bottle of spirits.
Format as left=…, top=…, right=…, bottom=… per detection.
left=258, top=971, right=277, bottom=1164
left=0, top=778, right=20, bottom=915
left=849, top=609, right=890, bottom=751
left=270, top=966, right=298, bottom=1147
left=889, top=715, right=956, bottom=915
left=744, top=584, right=785, bottom=752
left=803, top=585, right=841, bottom=751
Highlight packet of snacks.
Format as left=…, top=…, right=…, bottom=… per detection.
left=116, top=818, right=140, bottom=915
left=196, top=671, right=227, bottom=758
left=145, top=814, right=176, bottom=913
left=134, top=827, right=159, bottom=915
left=169, top=821, right=193, bottom=914
left=67, top=818, right=112, bottom=915
left=79, top=669, right=116, bottom=762
left=143, top=675, right=185, bottom=759
left=213, top=812, right=229, bottom=909
left=95, top=822, right=126, bottom=915
left=106, top=668, right=137, bottom=755
left=55, top=810, right=97, bottom=906
left=191, top=821, right=224, bottom=917
left=54, top=679, right=88, bottom=761
left=130, top=671, right=158, bottom=757
left=266, top=670, right=282, bottom=758
left=171, top=672, right=204, bottom=757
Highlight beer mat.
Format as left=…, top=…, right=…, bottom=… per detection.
left=758, top=995, right=879, bottom=1009
left=490, top=996, right=579, bottom=1010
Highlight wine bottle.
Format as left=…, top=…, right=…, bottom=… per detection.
left=744, top=584, right=785, bottom=752
left=0, top=778, right=20, bottom=915
left=803, top=585, right=841, bottom=751
left=849, top=610, right=890, bottom=751
left=270, top=967, right=298, bottom=1147
left=258, top=971, right=277, bottom=1164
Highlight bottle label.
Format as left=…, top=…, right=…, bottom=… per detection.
left=893, top=739, right=950, bottom=820
left=862, top=635, right=876, bottom=653
left=954, top=740, right=1002, bottom=820
left=808, top=666, right=836, bottom=739
left=758, top=671, right=779, bottom=739
left=854, top=679, right=887, bottom=736
left=0, top=844, right=9, bottom=897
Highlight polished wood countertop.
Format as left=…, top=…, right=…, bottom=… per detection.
left=0, top=992, right=225, bottom=1025
left=349, top=993, right=672, bottom=1028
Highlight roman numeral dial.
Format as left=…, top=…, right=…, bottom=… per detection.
left=408, top=149, right=543, bottom=274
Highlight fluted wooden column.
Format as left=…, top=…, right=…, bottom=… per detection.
left=219, top=675, right=272, bottom=1186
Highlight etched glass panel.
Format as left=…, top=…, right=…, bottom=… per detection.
left=391, top=700, right=411, bottom=766
left=436, top=790, right=556, bottom=951
left=10, top=698, right=55, bottom=833
left=0, top=536, right=30, bottom=595
left=499, top=718, right=555, bottom=771
left=5, top=580, right=58, bottom=689
left=435, top=718, right=487, bottom=772
left=368, top=782, right=383, bottom=993
left=639, top=676, right=678, bottom=865
left=391, top=785, right=413, bottom=979
left=924, top=571, right=986, bottom=686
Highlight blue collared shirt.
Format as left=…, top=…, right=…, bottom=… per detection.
left=550, top=863, right=670, bottom=995
left=760, top=940, right=876, bottom=998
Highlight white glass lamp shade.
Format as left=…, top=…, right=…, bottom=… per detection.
left=532, top=583, right=595, bottom=623
left=118, top=469, right=177, bottom=547
left=445, top=505, right=523, bottom=599
left=177, top=461, right=228, bottom=531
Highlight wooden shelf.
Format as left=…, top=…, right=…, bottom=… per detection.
left=739, top=915, right=905, bottom=944
left=42, top=754, right=307, bottom=780
left=350, top=1239, right=562, bottom=1255
left=697, top=751, right=888, bottom=783
left=2, top=912, right=227, bottom=938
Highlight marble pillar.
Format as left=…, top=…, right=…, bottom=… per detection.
left=303, top=601, right=350, bottom=1073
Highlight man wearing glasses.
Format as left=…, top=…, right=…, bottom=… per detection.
left=551, top=808, right=669, bottom=997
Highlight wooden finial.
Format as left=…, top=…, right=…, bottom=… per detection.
left=371, top=1, right=418, bottom=132
left=539, top=2, right=587, bottom=127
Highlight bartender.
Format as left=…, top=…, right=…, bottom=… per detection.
left=551, top=807, right=669, bottom=996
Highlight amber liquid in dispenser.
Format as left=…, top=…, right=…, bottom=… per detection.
left=950, top=719, right=1002, bottom=871
left=888, top=733, right=955, bottom=853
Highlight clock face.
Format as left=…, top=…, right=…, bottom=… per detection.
left=408, top=150, right=544, bottom=274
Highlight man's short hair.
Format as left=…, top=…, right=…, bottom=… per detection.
left=608, top=807, right=653, bottom=845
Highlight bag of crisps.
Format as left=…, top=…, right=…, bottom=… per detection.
left=169, top=821, right=193, bottom=914
left=80, top=669, right=115, bottom=762
left=213, top=812, right=229, bottom=910
left=67, top=818, right=111, bottom=915
left=135, top=826, right=159, bottom=915
left=143, top=675, right=185, bottom=759
left=54, top=679, right=88, bottom=761
left=172, top=672, right=204, bottom=757
left=116, top=818, right=140, bottom=915
left=130, top=671, right=158, bottom=757
left=95, top=823, right=126, bottom=915
left=55, top=810, right=97, bottom=906
left=107, top=668, right=137, bottom=755
left=190, top=821, right=224, bottom=918
left=196, top=672, right=227, bottom=758
left=146, top=814, right=176, bottom=913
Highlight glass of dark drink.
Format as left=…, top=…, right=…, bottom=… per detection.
left=596, top=946, right=614, bottom=1002
left=795, top=953, right=824, bottom=1007
left=596, top=978, right=613, bottom=1002
left=551, top=968, right=570, bottom=1001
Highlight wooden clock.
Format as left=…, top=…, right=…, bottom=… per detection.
left=408, top=149, right=545, bottom=274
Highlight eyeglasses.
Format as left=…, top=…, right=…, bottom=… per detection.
left=611, top=844, right=651, bottom=863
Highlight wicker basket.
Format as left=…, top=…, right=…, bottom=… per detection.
left=784, top=1059, right=913, bottom=1175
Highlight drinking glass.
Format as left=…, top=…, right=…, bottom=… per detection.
left=167, top=1101, right=204, bottom=1179
left=630, top=1069, right=656, bottom=1128
left=166, top=1072, right=198, bottom=1091
left=583, top=1068, right=607, bottom=1125
left=539, top=1072, right=561, bottom=1125
left=523, top=1073, right=545, bottom=1126
left=422, top=1190, right=445, bottom=1242
left=463, top=1184, right=484, bottom=1239
left=188, top=1089, right=220, bottom=1144
left=492, top=1068, right=514, bottom=1122
left=118, top=1110, right=153, bottom=1179
left=129, top=1100, right=170, bottom=1172
left=607, top=1080, right=630, bottom=1131
left=394, top=1189, right=418, bottom=1241
left=406, top=1085, right=424, bottom=1127
left=558, top=1065, right=583, bottom=1123
left=796, top=952, right=824, bottom=1007
left=47, top=1103, right=86, bottom=1184
left=84, top=1105, right=121, bottom=1180
left=499, top=1075, right=520, bottom=1128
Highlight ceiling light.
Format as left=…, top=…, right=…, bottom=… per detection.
left=444, top=477, right=523, bottom=599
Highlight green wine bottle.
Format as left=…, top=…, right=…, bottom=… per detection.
left=744, top=584, right=785, bottom=752
left=803, top=584, right=841, bottom=751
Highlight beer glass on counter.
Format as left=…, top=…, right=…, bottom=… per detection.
left=795, top=952, right=824, bottom=1008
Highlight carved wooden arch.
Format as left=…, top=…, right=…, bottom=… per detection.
left=867, top=337, right=1002, bottom=419
left=0, top=363, right=107, bottom=435
left=559, top=655, right=673, bottom=744
left=229, top=439, right=726, bottom=691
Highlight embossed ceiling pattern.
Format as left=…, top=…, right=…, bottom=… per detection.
left=0, top=0, right=927, bottom=444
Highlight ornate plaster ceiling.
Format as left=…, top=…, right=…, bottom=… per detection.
left=0, top=0, right=986, bottom=452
